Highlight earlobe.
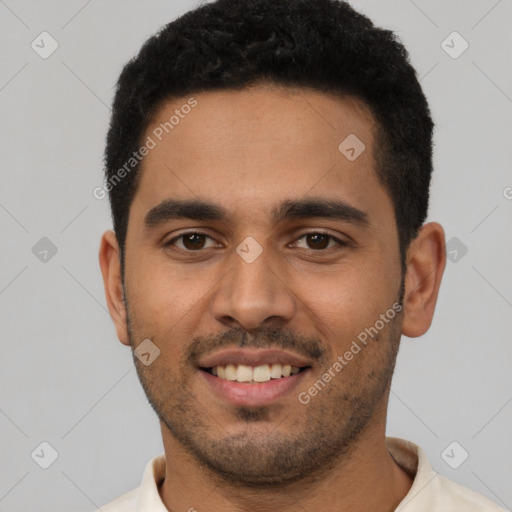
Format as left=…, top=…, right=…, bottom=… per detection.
left=98, top=230, right=130, bottom=346
left=401, top=222, right=446, bottom=338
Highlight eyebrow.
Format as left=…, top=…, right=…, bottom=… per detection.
left=144, top=197, right=370, bottom=230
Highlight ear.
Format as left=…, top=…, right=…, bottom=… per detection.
left=401, top=222, right=446, bottom=338
left=99, top=230, right=130, bottom=346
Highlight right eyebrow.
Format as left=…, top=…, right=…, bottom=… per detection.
left=144, top=199, right=229, bottom=230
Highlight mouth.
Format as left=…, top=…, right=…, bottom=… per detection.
left=196, top=348, right=313, bottom=406
left=201, top=363, right=309, bottom=383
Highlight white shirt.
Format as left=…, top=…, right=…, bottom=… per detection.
left=96, top=437, right=505, bottom=511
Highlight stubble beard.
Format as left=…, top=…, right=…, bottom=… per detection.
left=127, top=308, right=403, bottom=489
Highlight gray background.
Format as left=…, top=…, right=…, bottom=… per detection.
left=0, top=0, right=511, bottom=510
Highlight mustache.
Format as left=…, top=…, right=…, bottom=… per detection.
left=186, top=326, right=327, bottom=366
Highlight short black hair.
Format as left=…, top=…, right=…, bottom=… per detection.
left=104, top=0, right=434, bottom=276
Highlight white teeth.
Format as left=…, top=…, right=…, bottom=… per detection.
left=210, top=363, right=302, bottom=382
left=225, top=363, right=237, bottom=380
left=253, top=364, right=271, bottom=382
left=270, top=363, right=282, bottom=379
left=236, top=364, right=253, bottom=382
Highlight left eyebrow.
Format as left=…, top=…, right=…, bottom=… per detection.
left=272, top=197, right=371, bottom=228
left=144, top=197, right=371, bottom=230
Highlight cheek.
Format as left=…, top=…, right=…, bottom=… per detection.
left=291, top=257, right=396, bottom=345
left=125, top=256, right=216, bottom=349
left=127, top=255, right=222, bottom=358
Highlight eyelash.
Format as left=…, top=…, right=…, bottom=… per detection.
left=165, top=230, right=347, bottom=252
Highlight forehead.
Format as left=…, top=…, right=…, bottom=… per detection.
left=130, top=85, right=393, bottom=230
left=145, top=85, right=376, bottom=168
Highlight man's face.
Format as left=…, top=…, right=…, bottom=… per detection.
left=122, top=86, right=405, bottom=485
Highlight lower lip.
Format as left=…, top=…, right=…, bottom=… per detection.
left=200, top=369, right=310, bottom=407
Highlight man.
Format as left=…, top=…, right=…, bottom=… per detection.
left=97, top=0, right=504, bottom=510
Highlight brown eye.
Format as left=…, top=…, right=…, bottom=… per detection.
left=182, top=233, right=207, bottom=250
left=166, top=231, right=216, bottom=251
left=305, top=233, right=330, bottom=250
left=293, top=232, right=345, bottom=251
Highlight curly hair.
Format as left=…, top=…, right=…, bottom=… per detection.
left=104, top=0, right=434, bottom=275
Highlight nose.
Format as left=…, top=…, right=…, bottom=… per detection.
left=211, top=241, right=296, bottom=331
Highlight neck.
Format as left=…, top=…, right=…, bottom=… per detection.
left=157, top=414, right=413, bottom=512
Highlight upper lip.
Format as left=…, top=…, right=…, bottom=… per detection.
left=197, top=348, right=312, bottom=369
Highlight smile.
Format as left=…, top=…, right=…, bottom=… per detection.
left=203, top=363, right=306, bottom=383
